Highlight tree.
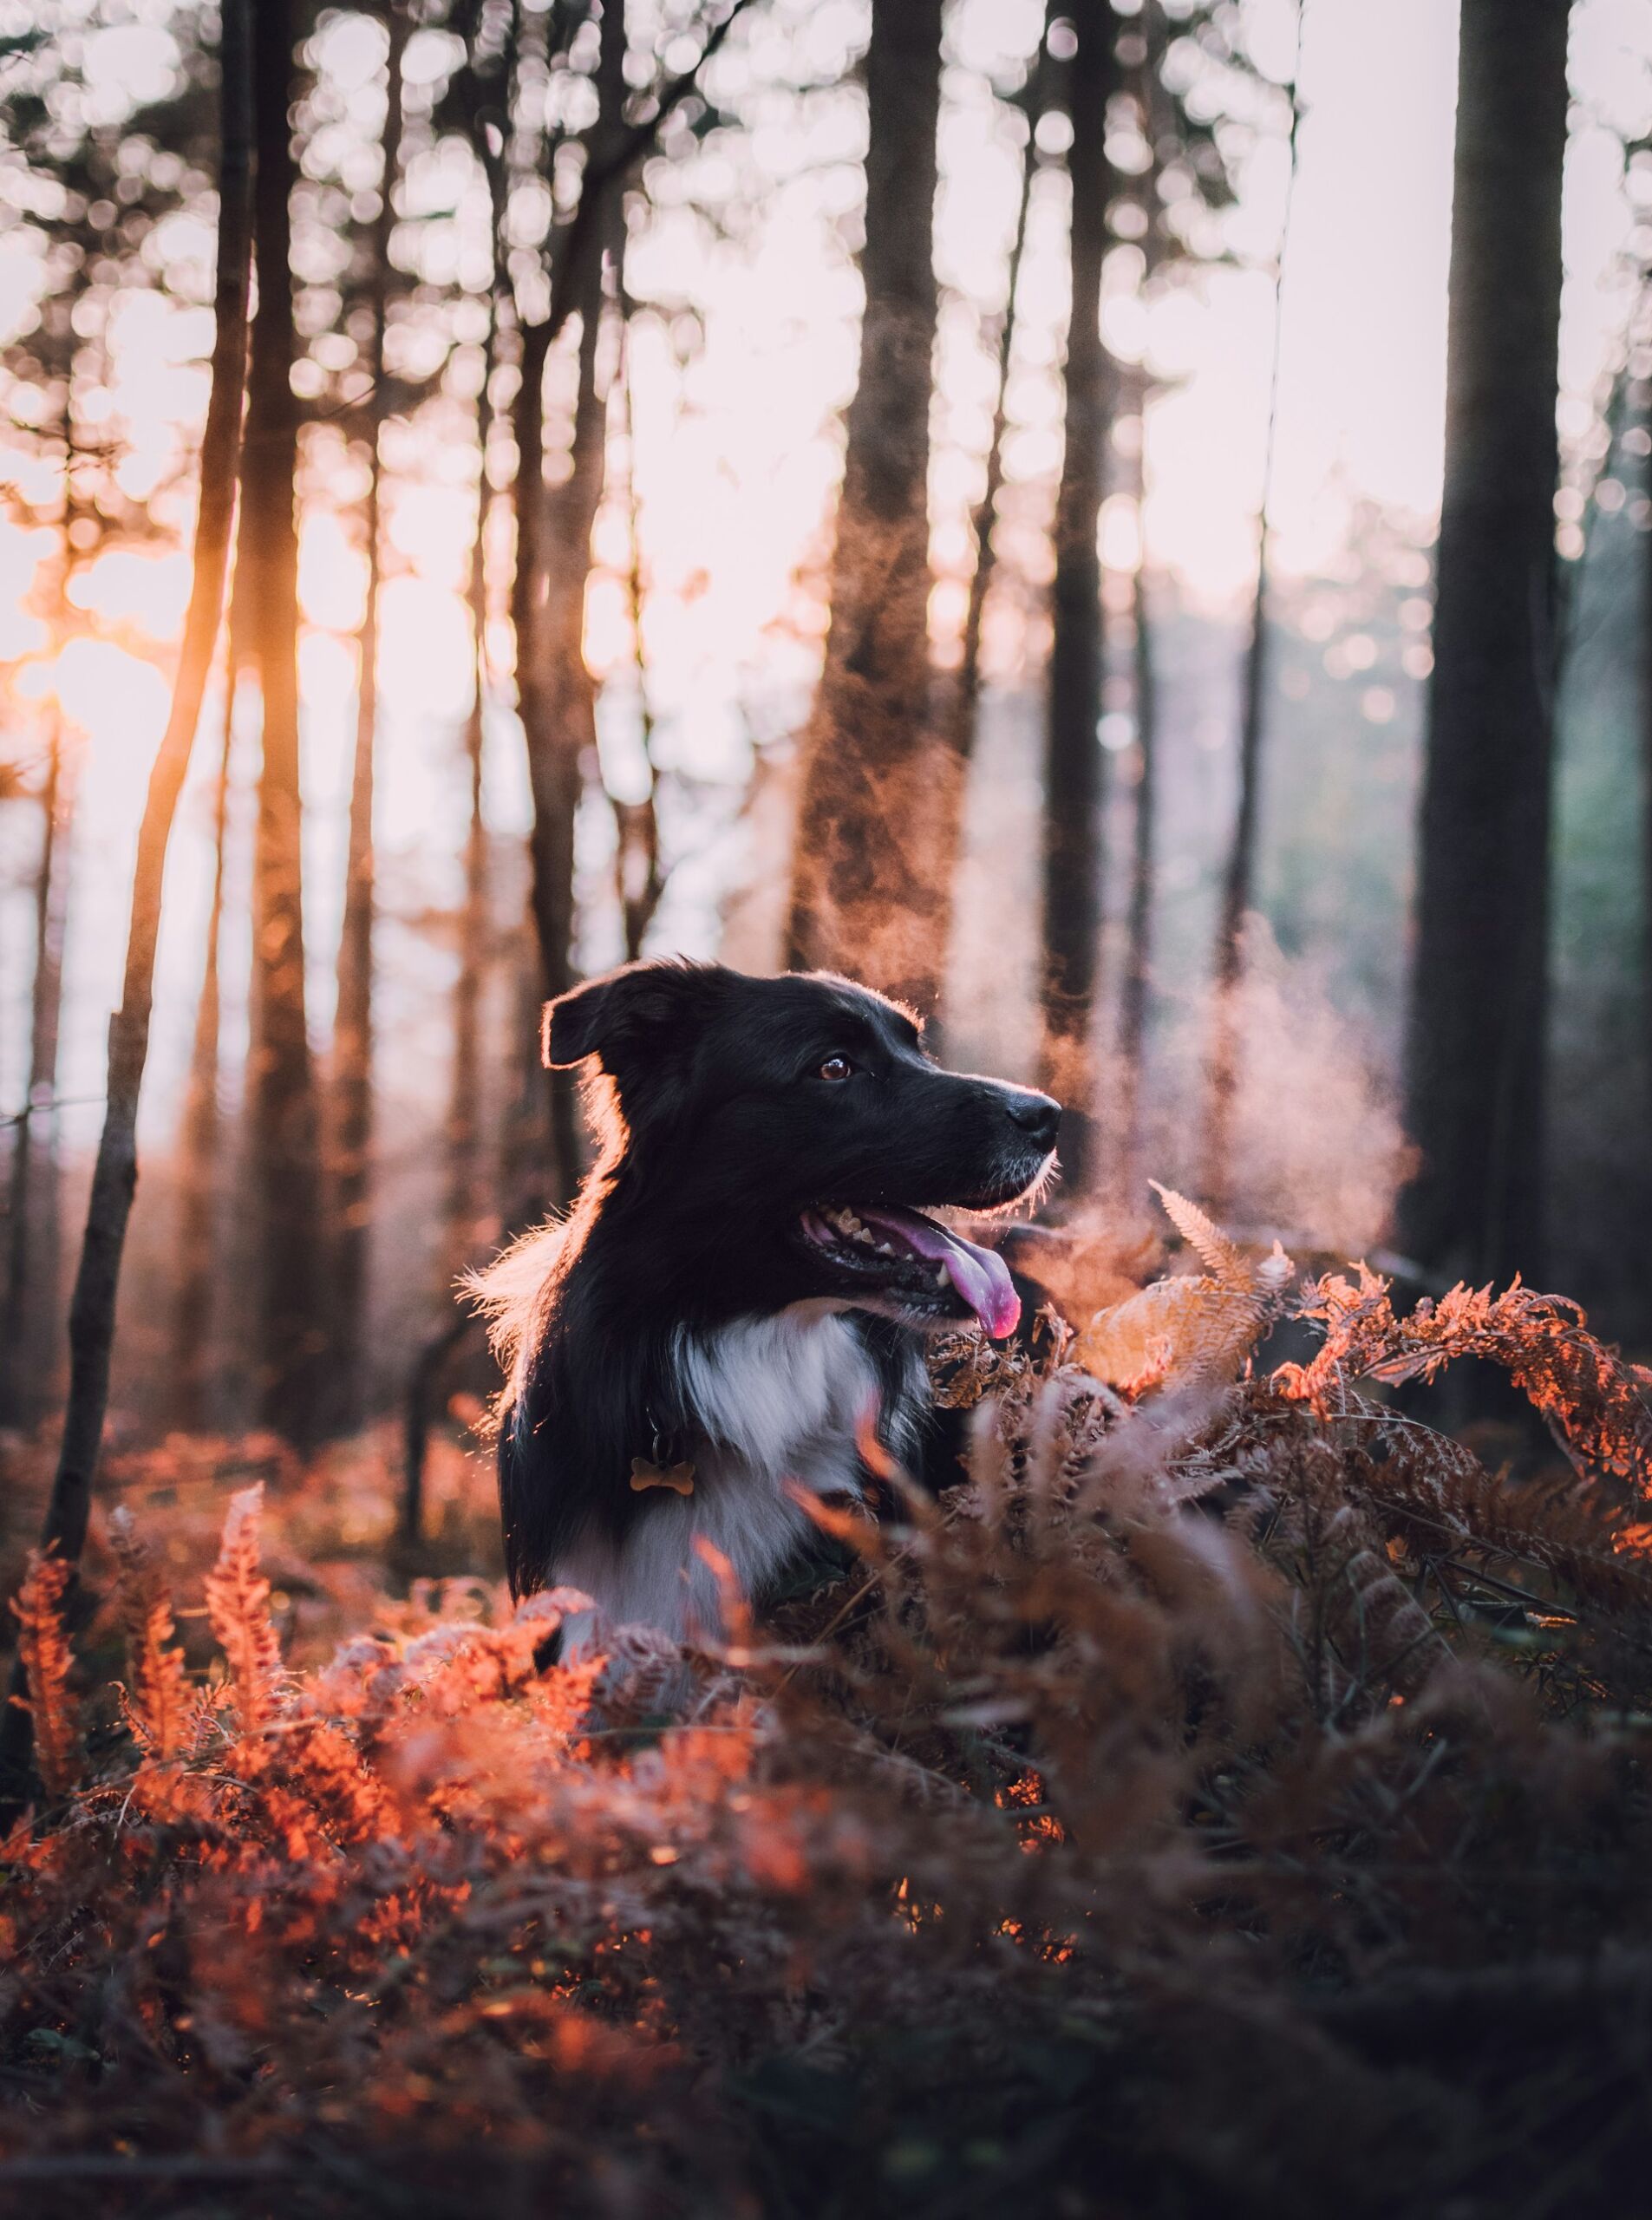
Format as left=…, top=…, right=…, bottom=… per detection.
left=242, top=0, right=325, bottom=1439
left=0, top=0, right=253, bottom=1808
left=0, top=708, right=71, bottom=1429
left=0, top=36, right=216, bottom=1424
left=785, top=0, right=946, bottom=1012
left=508, top=0, right=747, bottom=1194
left=924, top=13, right=1053, bottom=1039
left=1398, top=0, right=1571, bottom=1286
left=514, top=0, right=629, bottom=1202
left=612, top=313, right=665, bottom=964
left=171, top=626, right=239, bottom=1426
left=1039, top=0, right=1118, bottom=1183
left=1203, top=23, right=1303, bottom=1209
left=330, top=1, right=408, bottom=1428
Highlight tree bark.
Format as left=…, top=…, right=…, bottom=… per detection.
left=449, top=294, right=500, bottom=1270
left=944, top=82, right=1039, bottom=779
left=515, top=0, right=627, bottom=1202
left=0, top=0, right=252, bottom=1807
left=1397, top=0, right=1570, bottom=1285
left=171, top=640, right=238, bottom=1426
left=924, top=39, right=1048, bottom=1041
left=1643, top=384, right=1652, bottom=1185
left=613, top=316, right=663, bottom=963
left=0, top=713, right=71, bottom=1429
left=1117, top=473, right=1157, bottom=1204
left=1040, top=0, right=1118, bottom=1184
left=242, top=0, right=323, bottom=1440
left=1203, top=42, right=1302, bottom=1211
left=330, top=1, right=407, bottom=1429
left=785, top=0, right=945, bottom=1012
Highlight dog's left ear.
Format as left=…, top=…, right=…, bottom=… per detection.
left=543, top=976, right=614, bottom=1068
left=542, top=959, right=721, bottom=1079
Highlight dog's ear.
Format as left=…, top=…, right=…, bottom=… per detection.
left=542, top=976, right=612, bottom=1068
left=542, top=960, right=721, bottom=1078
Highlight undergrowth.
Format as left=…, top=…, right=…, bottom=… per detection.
left=5, top=1206, right=1652, bottom=2217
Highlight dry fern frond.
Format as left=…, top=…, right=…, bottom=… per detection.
left=1071, top=1189, right=1294, bottom=1394
left=10, top=1551, right=79, bottom=1799
left=108, top=1505, right=198, bottom=1762
left=1150, top=1180, right=1250, bottom=1290
left=204, top=1483, right=286, bottom=1734
left=1277, top=1270, right=1652, bottom=1496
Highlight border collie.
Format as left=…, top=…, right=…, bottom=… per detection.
left=472, top=959, right=1060, bottom=1640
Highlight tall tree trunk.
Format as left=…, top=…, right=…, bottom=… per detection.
left=1117, top=455, right=1157, bottom=1205
left=449, top=292, right=500, bottom=1269
left=242, top=0, right=323, bottom=1441
left=0, top=712, right=71, bottom=1428
left=925, top=36, right=1048, bottom=1037
left=945, top=85, right=1038, bottom=776
left=1203, top=36, right=1302, bottom=1211
left=786, top=0, right=945, bottom=1011
left=0, top=0, right=253, bottom=1812
left=172, top=643, right=238, bottom=1427
left=613, top=315, right=663, bottom=963
left=516, top=0, right=627, bottom=1201
left=331, top=1, right=407, bottom=1429
left=1040, top=0, right=1118, bottom=1185
left=1398, top=0, right=1570, bottom=1286
left=1643, top=380, right=1652, bottom=1210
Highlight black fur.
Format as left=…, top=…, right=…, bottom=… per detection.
left=474, top=960, right=1060, bottom=1613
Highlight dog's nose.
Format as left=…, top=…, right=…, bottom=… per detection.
left=1006, top=1089, right=1061, bottom=1152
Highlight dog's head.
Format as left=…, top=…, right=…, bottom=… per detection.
left=545, top=959, right=1061, bottom=1339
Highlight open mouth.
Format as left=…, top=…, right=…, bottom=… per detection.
left=799, top=1204, right=1021, bottom=1340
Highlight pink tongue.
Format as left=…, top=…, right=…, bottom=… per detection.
left=858, top=1207, right=1021, bottom=1340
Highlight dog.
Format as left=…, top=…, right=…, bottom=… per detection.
left=471, top=959, right=1061, bottom=1641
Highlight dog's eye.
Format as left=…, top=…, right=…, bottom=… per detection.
left=817, top=1054, right=855, bottom=1082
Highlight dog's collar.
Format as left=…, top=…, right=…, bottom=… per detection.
left=631, top=1408, right=695, bottom=1497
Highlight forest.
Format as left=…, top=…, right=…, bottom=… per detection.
left=4, top=0, right=1652, bottom=2211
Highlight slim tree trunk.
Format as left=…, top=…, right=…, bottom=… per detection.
left=0, top=0, right=252, bottom=1808
left=516, top=0, right=627, bottom=1202
left=0, top=712, right=72, bottom=1429
left=786, top=0, right=945, bottom=1011
left=945, top=84, right=1039, bottom=776
left=331, top=1, right=407, bottom=1429
left=449, top=292, right=500, bottom=1269
left=1040, top=0, right=1118, bottom=1184
left=242, top=0, right=323, bottom=1440
left=172, top=641, right=238, bottom=1425
left=1117, top=467, right=1158, bottom=1203
left=1203, top=33, right=1302, bottom=1209
left=1643, top=381, right=1652, bottom=1186
left=613, top=316, right=663, bottom=963
left=1398, top=0, right=1570, bottom=1285
left=924, top=36, right=1048, bottom=1020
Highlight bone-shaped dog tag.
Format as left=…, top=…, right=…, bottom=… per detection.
left=630, top=1457, right=695, bottom=1496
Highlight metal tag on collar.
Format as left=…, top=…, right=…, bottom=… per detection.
left=630, top=1455, right=695, bottom=1496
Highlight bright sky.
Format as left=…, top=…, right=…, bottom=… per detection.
left=2, top=0, right=1650, bottom=1138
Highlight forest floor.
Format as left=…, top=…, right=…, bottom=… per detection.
left=3, top=1204, right=1652, bottom=2218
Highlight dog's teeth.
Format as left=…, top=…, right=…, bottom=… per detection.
left=936, top=1263, right=950, bottom=1290
left=876, top=1241, right=895, bottom=1256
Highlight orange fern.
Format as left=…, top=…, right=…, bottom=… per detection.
left=204, top=1483, right=285, bottom=1734
left=108, top=1505, right=198, bottom=1762
left=1070, top=1185, right=1293, bottom=1394
left=1277, top=1269, right=1652, bottom=1496
left=10, top=1551, right=80, bottom=1799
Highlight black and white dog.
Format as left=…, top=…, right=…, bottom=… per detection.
left=472, top=959, right=1060, bottom=1639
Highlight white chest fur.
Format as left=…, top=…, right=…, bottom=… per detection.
left=555, top=1307, right=901, bottom=1642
